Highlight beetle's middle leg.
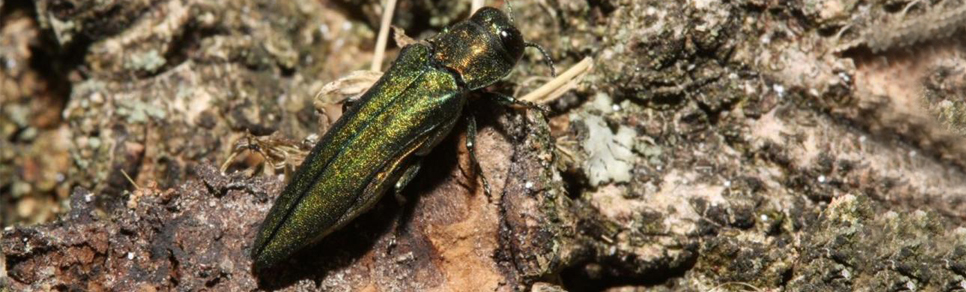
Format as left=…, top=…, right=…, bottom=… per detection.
left=393, top=159, right=422, bottom=204
left=466, top=114, right=493, bottom=199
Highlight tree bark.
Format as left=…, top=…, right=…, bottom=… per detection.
left=4, top=0, right=966, bottom=290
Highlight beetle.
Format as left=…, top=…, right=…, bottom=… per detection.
left=251, top=5, right=554, bottom=270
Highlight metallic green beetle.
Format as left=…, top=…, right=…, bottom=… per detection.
left=251, top=6, right=551, bottom=270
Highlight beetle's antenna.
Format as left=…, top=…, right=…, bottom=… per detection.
left=505, top=0, right=515, bottom=23
left=504, top=0, right=554, bottom=77
left=526, top=42, right=556, bottom=77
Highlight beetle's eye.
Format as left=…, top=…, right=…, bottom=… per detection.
left=497, top=28, right=524, bottom=58
left=499, top=29, right=516, bottom=44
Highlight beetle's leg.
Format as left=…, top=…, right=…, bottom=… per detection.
left=466, top=114, right=492, bottom=199
left=393, top=159, right=422, bottom=204
left=220, top=151, right=240, bottom=173
left=488, top=92, right=550, bottom=114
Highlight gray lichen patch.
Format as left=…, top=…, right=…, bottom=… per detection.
left=572, top=94, right=637, bottom=186
left=122, top=49, right=167, bottom=74
left=114, top=98, right=167, bottom=124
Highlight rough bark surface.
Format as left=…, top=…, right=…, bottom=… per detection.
left=4, top=0, right=966, bottom=291
left=3, top=105, right=578, bottom=291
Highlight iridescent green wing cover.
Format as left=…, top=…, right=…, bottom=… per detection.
left=251, top=43, right=466, bottom=269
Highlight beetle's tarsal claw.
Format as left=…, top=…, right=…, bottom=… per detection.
left=526, top=42, right=556, bottom=77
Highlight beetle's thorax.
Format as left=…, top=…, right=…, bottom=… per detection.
left=430, top=7, right=525, bottom=90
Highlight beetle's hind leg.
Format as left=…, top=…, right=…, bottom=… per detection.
left=393, top=159, right=422, bottom=204
left=466, top=114, right=493, bottom=199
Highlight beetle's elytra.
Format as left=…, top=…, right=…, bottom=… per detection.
left=251, top=6, right=549, bottom=270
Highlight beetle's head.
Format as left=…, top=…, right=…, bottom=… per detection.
left=469, top=7, right=525, bottom=64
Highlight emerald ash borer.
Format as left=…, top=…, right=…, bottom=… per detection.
left=251, top=6, right=553, bottom=270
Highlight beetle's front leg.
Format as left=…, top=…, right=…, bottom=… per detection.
left=393, top=159, right=422, bottom=204
left=488, top=92, right=550, bottom=114
left=466, top=114, right=492, bottom=199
